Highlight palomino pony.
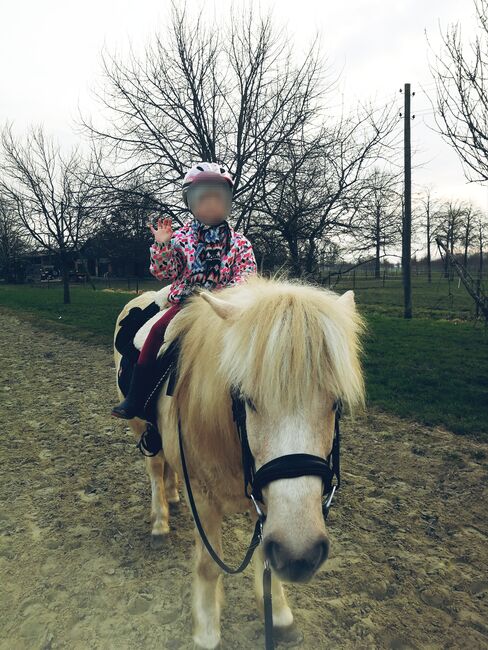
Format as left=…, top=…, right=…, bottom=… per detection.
left=113, top=275, right=365, bottom=649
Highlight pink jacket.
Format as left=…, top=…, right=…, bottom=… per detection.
left=149, top=217, right=257, bottom=303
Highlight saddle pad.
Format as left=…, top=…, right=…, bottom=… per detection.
left=133, top=286, right=171, bottom=350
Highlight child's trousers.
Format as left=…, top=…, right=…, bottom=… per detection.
left=137, top=302, right=183, bottom=366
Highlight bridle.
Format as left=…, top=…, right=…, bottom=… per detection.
left=177, top=385, right=342, bottom=650
left=230, top=386, right=341, bottom=510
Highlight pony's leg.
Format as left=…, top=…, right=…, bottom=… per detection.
left=145, top=453, right=170, bottom=541
left=192, top=503, right=223, bottom=650
left=126, top=416, right=170, bottom=543
left=253, top=545, right=294, bottom=632
left=164, top=463, right=179, bottom=505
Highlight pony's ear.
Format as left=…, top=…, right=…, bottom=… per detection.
left=338, top=290, right=355, bottom=310
left=199, top=291, right=241, bottom=320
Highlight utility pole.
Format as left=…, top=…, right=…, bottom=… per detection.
left=401, top=83, right=413, bottom=318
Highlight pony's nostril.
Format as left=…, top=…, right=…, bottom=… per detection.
left=312, top=538, right=330, bottom=568
left=264, top=539, right=285, bottom=571
left=264, top=536, right=330, bottom=578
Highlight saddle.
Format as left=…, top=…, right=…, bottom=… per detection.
left=115, top=299, right=181, bottom=455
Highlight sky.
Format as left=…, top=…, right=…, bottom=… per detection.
left=1, top=0, right=487, bottom=213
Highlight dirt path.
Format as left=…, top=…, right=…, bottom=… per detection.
left=0, top=311, right=487, bottom=650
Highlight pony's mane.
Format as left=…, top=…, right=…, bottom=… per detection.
left=167, top=275, right=365, bottom=439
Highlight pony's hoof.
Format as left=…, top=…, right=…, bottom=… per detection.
left=192, top=641, right=221, bottom=650
left=273, top=622, right=303, bottom=646
left=168, top=498, right=180, bottom=511
left=150, top=534, right=167, bottom=550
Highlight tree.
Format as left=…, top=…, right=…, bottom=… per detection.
left=249, top=109, right=398, bottom=277
left=0, top=194, right=28, bottom=282
left=428, top=0, right=488, bottom=183
left=461, top=202, right=481, bottom=268
left=0, top=125, right=96, bottom=303
left=82, top=3, right=330, bottom=234
left=85, top=182, right=157, bottom=279
left=435, top=199, right=477, bottom=277
left=417, top=187, right=444, bottom=282
left=350, top=168, right=402, bottom=279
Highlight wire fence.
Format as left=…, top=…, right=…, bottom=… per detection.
left=17, top=265, right=488, bottom=320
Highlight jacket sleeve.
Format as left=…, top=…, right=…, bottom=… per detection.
left=226, top=237, right=258, bottom=286
left=149, top=240, right=185, bottom=282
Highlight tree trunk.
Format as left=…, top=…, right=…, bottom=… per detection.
left=464, top=220, right=470, bottom=269
left=61, top=261, right=71, bottom=304
left=305, top=238, right=316, bottom=275
left=287, top=237, right=301, bottom=278
left=479, top=228, right=484, bottom=281
left=374, top=205, right=381, bottom=279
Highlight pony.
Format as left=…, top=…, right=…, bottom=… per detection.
left=113, top=274, right=365, bottom=649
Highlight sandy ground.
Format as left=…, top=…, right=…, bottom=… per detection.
left=0, top=311, right=487, bottom=650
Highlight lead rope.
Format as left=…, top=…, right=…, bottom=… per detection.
left=263, top=561, right=274, bottom=649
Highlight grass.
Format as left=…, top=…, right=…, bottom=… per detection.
left=328, top=271, right=482, bottom=319
left=362, top=314, right=488, bottom=437
left=0, top=284, right=130, bottom=345
left=0, top=281, right=487, bottom=438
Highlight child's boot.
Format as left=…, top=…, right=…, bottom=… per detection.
left=111, top=363, right=154, bottom=420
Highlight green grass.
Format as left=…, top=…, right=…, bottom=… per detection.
left=0, top=284, right=130, bottom=345
left=362, top=314, right=488, bottom=437
left=329, top=271, right=482, bottom=319
left=0, top=282, right=487, bottom=437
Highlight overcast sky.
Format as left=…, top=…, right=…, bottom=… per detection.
left=1, top=0, right=486, bottom=212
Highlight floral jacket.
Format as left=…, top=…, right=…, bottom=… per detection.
left=149, top=217, right=257, bottom=304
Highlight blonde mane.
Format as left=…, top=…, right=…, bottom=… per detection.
left=167, top=275, right=365, bottom=445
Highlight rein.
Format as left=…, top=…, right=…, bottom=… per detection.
left=177, top=388, right=342, bottom=650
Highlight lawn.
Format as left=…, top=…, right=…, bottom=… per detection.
left=1, top=282, right=487, bottom=438
left=329, top=270, right=482, bottom=319
left=362, top=314, right=487, bottom=437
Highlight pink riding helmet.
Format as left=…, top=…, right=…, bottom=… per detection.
left=182, top=162, right=234, bottom=207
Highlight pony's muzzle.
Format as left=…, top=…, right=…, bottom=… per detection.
left=263, top=534, right=330, bottom=583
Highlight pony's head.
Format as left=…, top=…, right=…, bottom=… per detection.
left=171, top=275, right=365, bottom=583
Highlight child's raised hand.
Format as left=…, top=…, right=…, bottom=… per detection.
left=148, top=217, right=173, bottom=244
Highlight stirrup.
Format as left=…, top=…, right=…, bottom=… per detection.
left=136, top=423, right=162, bottom=457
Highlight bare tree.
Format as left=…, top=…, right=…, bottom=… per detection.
left=0, top=125, right=96, bottom=303
left=428, top=0, right=488, bottom=183
left=475, top=212, right=488, bottom=278
left=460, top=202, right=481, bottom=268
left=350, top=168, right=402, bottom=279
left=85, top=177, right=158, bottom=278
left=249, top=106, right=398, bottom=277
left=0, top=194, right=28, bottom=282
left=434, top=199, right=476, bottom=277
left=80, top=3, right=339, bottom=232
left=416, top=187, right=444, bottom=282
